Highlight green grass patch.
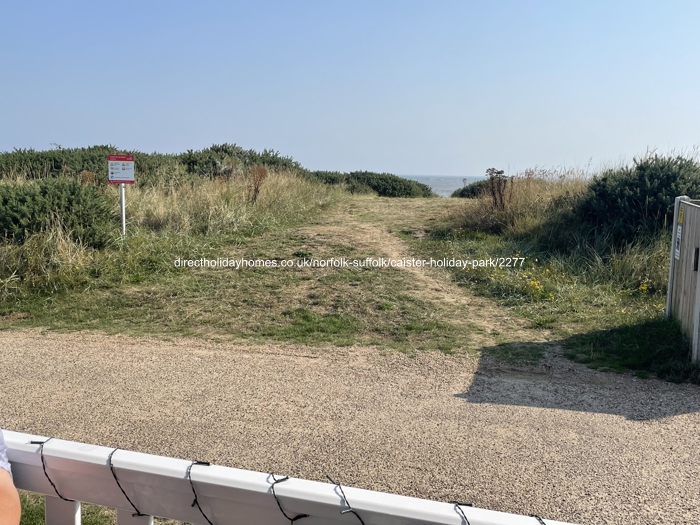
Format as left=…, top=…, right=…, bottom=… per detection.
left=1, top=206, right=474, bottom=353
left=20, top=492, right=114, bottom=525
left=260, top=308, right=360, bottom=346
left=411, top=229, right=698, bottom=377
left=485, top=342, right=547, bottom=365
left=561, top=318, right=699, bottom=383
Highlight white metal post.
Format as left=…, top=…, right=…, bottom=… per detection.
left=120, top=183, right=126, bottom=237
left=45, top=496, right=81, bottom=525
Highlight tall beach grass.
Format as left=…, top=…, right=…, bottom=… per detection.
left=0, top=168, right=341, bottom=304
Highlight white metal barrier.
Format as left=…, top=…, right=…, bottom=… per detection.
left=5, top=430, right=576, bottom=525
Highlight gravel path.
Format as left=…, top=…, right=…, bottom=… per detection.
left=2, top=331, right=699, bottom=524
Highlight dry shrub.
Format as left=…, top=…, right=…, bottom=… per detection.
left=247, top=165, right=268, bottom=203
left=485, top=167, right=511, bottom=210
left=459, top=166, right=589, bottom=238
left=79, top=170, right=96, bottom=184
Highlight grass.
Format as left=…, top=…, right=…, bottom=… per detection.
left=19, top=491, right=189, bottom=525
left=407, top=165, right=700, bottom=381
left=0, top=169, right=340, bottom=296
left=486, top=342, right=548, bottom=364
left=18, top=253, right=465, bottom=352
left=0, top=194, right=474, bottom=354
left=20, top=492, right=115, bottom=525
left=0, top=170, right=338, bottom=309
left=260, top=308, right=360, bottom=346
left=3, top=156, right=699, bottom=379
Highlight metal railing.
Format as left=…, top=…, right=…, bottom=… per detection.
left=5, top=430, right=575, bottom=525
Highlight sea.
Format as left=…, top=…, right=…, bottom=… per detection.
left=399, top=175, right=486, bottom=197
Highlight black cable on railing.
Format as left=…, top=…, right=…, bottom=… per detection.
left=186, top=460, right=214, bottom=525
left=269, top=474, right=309, bottom=524
left=451, top=501, right=474, bottom=525
left=23, top=435, right=559, bottom=525
left=326, top=476, right=365, bottom=525
left=107, top=448, right=147, bottom=517
left=28, top=438, right=74, bottom=502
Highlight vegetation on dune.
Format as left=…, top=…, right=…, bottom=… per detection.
left=0, top=178, right=116, bottom=248
left=2, top=142, right=700, bottom=381
left=310, top=171, right=435, bottom=197
left=578, top=155, right=700, bottom=243
left=0, top=144, right=431, bottom=197
left=0, top=145, right=450, bottom=351
left=0, top=143, right=304, bottom=186
left=0, top=168, right=340, bottom=306
left=417, top=153, right=700, bottom=381
left=454, top=154, right=700, bottom=252
left=0, top=143, right=430, bottom=307
left=450, top=178, right=490, bottom=198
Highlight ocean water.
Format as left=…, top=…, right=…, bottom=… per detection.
left=399, top=175, right=486, bottom=197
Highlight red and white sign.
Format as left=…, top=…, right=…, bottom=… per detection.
left=108, top=154, right=135, bottom=184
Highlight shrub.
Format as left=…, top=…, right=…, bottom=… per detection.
left=451, top=179, right=490, bottom=198
left=309, top=171, right=345, bottom=185
left=180, top=144, right=304, bottom=178
left=348, top=171, right=434, bottom=197
left=0, top=178, right=116, bottom=248
left=457, top=167, right=589, bottom=238
left=485, top=168, right=511, bottom=210
left=309, top=171, right=435, bottom=197
left=247, top=165, right=268, bottom=203
left=577, top=154, right=700, bottom=243
left=0, top=144, right=304, bottom=186
left=345, top=179, right=376, bottom=195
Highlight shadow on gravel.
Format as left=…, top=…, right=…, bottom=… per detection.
left=456, top=336, right=700, bottom=421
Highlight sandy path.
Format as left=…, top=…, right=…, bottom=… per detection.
left=297, top=197, right=537, bottom=347
left=2, top=331, right=700, bottom=525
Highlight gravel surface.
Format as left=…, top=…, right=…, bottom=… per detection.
left=2, top=330, right=700, bottom=524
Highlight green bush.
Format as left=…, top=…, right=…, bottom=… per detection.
left=348, top=171, right=434, bottom=197
left=309, top=171, right=435, bottom=197
left=309, top=171, right=345, bottom=185
left=0, top=178, right=116, bottom=248
left=577, top=155, right=700, bottom=242
left=451, top=178, right=490, bottom=198
left=0, top=144, right=304, bottom=186
left=0, top=145, right=434, bottom=197
left=0, top=145, right=181, bottom=186
left=179, top=143, right=304, bottom=178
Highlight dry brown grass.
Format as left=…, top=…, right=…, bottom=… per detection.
left=458, top=166, right=590, bottom=238
left=127, top=169, right=338, bottom=235
left=247, top=165, right=268, bottom=203
left=0, top=169, right=342, bottom=303
left=79, top=170, right=97, bottom=184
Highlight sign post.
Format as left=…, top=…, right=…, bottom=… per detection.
left=107, top=155, right=135, bottom=236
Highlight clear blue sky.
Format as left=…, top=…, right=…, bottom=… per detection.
left=2, top=1, right=698, bottom=176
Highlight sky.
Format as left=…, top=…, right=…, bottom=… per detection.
left=1, top=1, right=699, bottom=176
